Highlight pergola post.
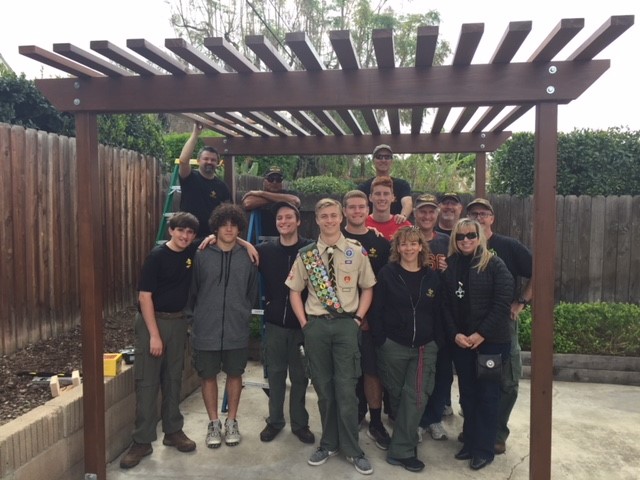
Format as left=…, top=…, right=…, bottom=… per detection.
left=474, top=151, right=487, bottom=198
left=530, top=102, right=558, bottom=480
left=75, top=112, right=106, bottom=480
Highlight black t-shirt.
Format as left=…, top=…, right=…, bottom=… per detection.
left=398, top=267, right=424, bottom=304
left=179, top=171, right=230, bottom=238
left=342, top=229, right=390, bottom=276
left=137, top=243, right=197, bottom=312
left=487, top=233, right=532, bottom=299
left=427, top=231, right=449, bottom=271
left=357, top=176, right=411, bottom=215
left=434, top=225, right=453, bottom=237
left=257, top=189, right=298, bottom=238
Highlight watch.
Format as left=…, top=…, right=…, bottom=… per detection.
left=517, top=297, right=529, bottom=306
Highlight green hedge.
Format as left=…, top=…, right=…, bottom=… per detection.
left=289, top=175, right=356, bottom=196
left=519, top=302, right=640, bottom=356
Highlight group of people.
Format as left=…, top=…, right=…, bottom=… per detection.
left=120, top=130, right=533, bottom=476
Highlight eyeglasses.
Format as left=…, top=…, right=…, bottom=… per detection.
left=455, top=232, right=479, bottom=241
left=468, top=211, right=493, bottom=219
left=375, top=154, right=392, bottom=160
left=266, top=176, right=283, bottom=183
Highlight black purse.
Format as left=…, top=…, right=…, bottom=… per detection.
left=476, top=353, right=502, bottom=382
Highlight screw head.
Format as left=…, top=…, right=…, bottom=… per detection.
left=546, top=86, right=555, bottom=95
left=73, top=98, right=81, bottom=105
left=548, top=65, right=557, bottom=74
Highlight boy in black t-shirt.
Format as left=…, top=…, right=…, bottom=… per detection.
left=120, top=212, right=199, bottom=469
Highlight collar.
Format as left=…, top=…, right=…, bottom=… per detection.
left=317, top=234, right=347, bottom=253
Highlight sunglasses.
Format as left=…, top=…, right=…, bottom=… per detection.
left=455, top=232, right=479, bottom=241
left=266, top=175, right=283, bottom=183
left=468, top=211, right=493, bottom=219
left=375, top=154, right=392, bottom=160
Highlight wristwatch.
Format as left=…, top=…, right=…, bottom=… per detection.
left=517, top=297, right=529, bottom=306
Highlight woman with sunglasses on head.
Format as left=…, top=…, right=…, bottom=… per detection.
left=368, top=226, right=443, bottom=473
left=442, top=218, right=513, bottom=471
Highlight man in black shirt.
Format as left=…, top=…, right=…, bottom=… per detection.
left=466, top=198, right=532, bottom=455
left=242, top=166, right=301, bottom=238
left=120, top=212, right=199, bottom=469
left=342, top=190, right=392, bottom=450
left=256, top=201, right=315, bottom=445
left=358, top=144, right=413, bottom=223
left=179, top=122, right=231, bottom=239
left=435, top=193, right=463, bottom=236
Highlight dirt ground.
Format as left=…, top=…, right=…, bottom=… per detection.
left=0, top=307, right=136, bottom=427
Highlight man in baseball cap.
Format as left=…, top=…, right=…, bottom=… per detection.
left=435, top=193, right=463, bottom=236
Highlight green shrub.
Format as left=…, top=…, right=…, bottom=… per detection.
left=250, top=315, right=263, bottom=339
left=519, top=302, right=640, bottom=356
left=289, top=176, right=356, bottom=196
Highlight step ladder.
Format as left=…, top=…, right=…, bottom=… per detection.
left=155, top=159, right=198, bottom=244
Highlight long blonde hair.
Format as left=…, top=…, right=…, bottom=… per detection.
left=448, top=218, right=493, bottom=272
left=390, top=226, right=430, bottom=268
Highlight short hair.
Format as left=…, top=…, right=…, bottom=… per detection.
left=274, top=202, right=300, bottom=221
left=389, top=226, right=430, bottom=267
left=197, top=146, right=219, bottom=160
left=371, top=176, right=394, bottom=193
left=168, top=211, right=199, bottom=231
left=314, top=198, right=342, bottom=215
left=342, top=190, right=368, bottom=207
left=448, top=218, right=492, bottom=272
left=208, top=204, right=247, bottom=233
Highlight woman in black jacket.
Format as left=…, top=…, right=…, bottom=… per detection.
left=369, top=226, right=442, bottom=473
left=443, top=218, right=513, bottom=471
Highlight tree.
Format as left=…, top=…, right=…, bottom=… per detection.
left=489, top=128, right=640, bottom=195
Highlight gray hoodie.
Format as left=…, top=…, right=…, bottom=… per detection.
left=188, top=243, right=258, bottom=351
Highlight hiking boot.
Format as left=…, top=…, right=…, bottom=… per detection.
left=308, top=447, right=338, bottom=466
left=443, top=404, right=454, bottom=416
left=347, top=454, right=374, bottom=475
left=259, top=423, right=282, bottom=442
left=224, top=418, right=241, bottom=446
left=119, top=442, right=152, bottom=469
left=387, top=455, right=425, bottom=472
left=367, top=423, right=391, bottom=450
left=427, top=422, right=448, bottom=441
left=163, top=430, right=196, bottom=452
left=292, top=426, right=315, bottom=444
left=206, top=419, right=222, bottom=448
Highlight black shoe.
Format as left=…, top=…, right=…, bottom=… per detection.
left=292, top=426, right=316, bottom=444
left=454, top=448, right=472, bottom=460
left=259, top=423, right=282, bottom=442
left=367, top=423, right=391, bottom=450
left=386, top=456, right=425, bottom=472
left=494, top=442, right=506, bottom=454
left=470, top=456, right=493, bottom=470
left=457, top=431, right=464, bottom=443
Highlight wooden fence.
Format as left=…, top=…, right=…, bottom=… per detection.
left=0, top=124, right=162, bottom=355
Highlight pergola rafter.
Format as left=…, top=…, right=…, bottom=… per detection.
left=19, top=14, right=634, bottom=480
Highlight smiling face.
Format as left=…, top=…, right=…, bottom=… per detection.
left=216, top=220, right=239, bottom=247
left=343, top=196, right=369, bottom=229
left=167, top=226, right=197, bottom=251
left=275, top=205, right=300, bottom=237
left=414, top=204, right=439, bottom=232
left=398, top=238, right=423, bottom=268
left=467, top=206, right=495, bottom=236
left=455, top=225, right=480, bottom=256
left=369, top=184, right=394, bottom=214
left=439, top=198, right=463, bottom=224
left=316, top=203, right=343, bottom=238
left=263, top=174, right=284, bottom=193
left=373, top=148, right=393, bottom=176
left=198, top=149, right=220, bottom=178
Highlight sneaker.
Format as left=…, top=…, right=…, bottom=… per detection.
left=163, top=430, right=196, bottom=452
left=292, top=426, right=316, bottom=444
left=443, top=404, right=454, bottom=416
left=417, top=426, right=426, bottom=443
left=120, top=442, right=152, bottom=469
left=427, top=422, right=448, bottom=441
left=347, top=454, right=374, bottom=475
left=387, top=455, right=425, bottom=472
left=308, top=447, right=338, bottom=466
left=206, top=419, right=222, bottom=448
left=259, top=423, right=282, bottom=442
left=224, top=418, right=241, bottom=446
left=367, top=423, right=391, bottom=450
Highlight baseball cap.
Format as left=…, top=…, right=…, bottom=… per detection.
left=264, top=166, right=284, bottom=178
left=414, top=193, right=439, bottom=209
left=466, top=198, right=494, bottom=214
left=372, top=144, right=393, bottom=157
left=271, top=201, right=300, bottom=217
left=438, top=192, right=461, bottom=203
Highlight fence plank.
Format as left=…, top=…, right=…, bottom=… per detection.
left=25, top=128, right=40, bottom=342
left=601, top=197, right=620, bottom=303
left=37, top=130, right=52, bottom=340
left=629, top=196, right=640, bottom=304
left=615, top=196, right=632, bottom=302
left=575, top=196, right=592, bottom=303
left=588, top=196, right=606, bottom=302
left=554, top=195, right=565, bottom=303
left=0, top=124, right=15, bottom=353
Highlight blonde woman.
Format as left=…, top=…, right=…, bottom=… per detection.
left=369, top=227, right=443, bottom=473
left=442, top=218, right=513, bottom=471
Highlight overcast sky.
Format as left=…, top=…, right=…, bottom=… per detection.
left=2, top=0, right=638, bottom=133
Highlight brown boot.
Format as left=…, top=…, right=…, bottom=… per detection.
left=163, top=430, right=196, bottom=452
left=120, top=442, right=152, bottom=469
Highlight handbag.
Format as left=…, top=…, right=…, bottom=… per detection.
left=476, top=353, right=502, bottom=382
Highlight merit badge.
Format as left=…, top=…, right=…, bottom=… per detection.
left=344, top=275, right=352, bottom=284
left=345, top=248, right=354, bottom=258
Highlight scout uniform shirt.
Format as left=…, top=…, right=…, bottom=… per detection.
left=286, top=234, right=376, bottom=316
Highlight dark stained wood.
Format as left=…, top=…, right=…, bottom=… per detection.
left=34, top=60, right=611, bottom=113
left=451, top=107, right=479, bottom=133
left=0, top=125, right=14, bottom=352
left=560, top=196, right=579, bottom=301
left=410, top=108, right=425, bottom=134
left=290, top=111, right=326, bottom=136
left=372, top=29, right=399, bottom=137
left=335, top=109, right=363, bottom=135
left=310, top=110, right=346, bottom=136
left=53, top=43, right=133, bottom=76
left=575, top=195, right=593, bottom=302
left=492, top=104, right=535, bottom=132
left=553, top=195, right=564, bottom=303
left=127, top=39, right=189, bottom=75
left=18, top=45, right=104, bottom=78
left=587, top=196, right=606, bottom=302
left=474, top=152, right=486, bottom=197
left=629, top=196, right=640, bottom=304
left=216, top=112, right=274, bottom=137
left=24, top=128, right=39, bottom=342
left=204, top=37, right=259, bottom=73
left=529, top=18, right=584, bottom=62
left=10, top=126, right=27, bottom=347
left=330, top=30, right=360, bottom=69
left=203, top=131, right=512, bottom=156
left=75, top=112, right=106, bottom=480
left=36, top=131, right=52, bottom=338
left=471, top=106, right=505, bottom=132
left=415, top=25, right=439, bottom=68
left=387, top=110, right=400, bottom=135
left=530, top=102, right=557, bottom=480
left=90, top=40, right=164, bottom=76
left=491, top=21, right=532, bottom=63
left=361, top=110, right=381, bottom=136
left=260, top=111, right=310, bottom=136
left=246, top=35, right=291, bottom=72
left=286, top=32, right=325, bottom=70
left=615, top=196, right=632, bottom=301
left=568, top=15, right=634, bottom=61
left=181, top=113, right=240, bottom=137
left=165, top=38, right=225, bottom=74
left=239, top=111, right=291, bottom=136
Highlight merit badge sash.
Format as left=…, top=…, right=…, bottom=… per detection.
left=299, top=243, right=344, bottom=315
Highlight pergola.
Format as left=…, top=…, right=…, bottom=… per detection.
left=20, top=15, right=633, bottom=480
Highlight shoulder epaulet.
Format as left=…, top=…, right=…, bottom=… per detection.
left=346, top=238, right=362, bottom=247
left=298, top=242, right=317, bottom=254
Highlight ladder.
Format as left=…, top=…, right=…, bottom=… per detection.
left=155, top=159, right=198, bottom=244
